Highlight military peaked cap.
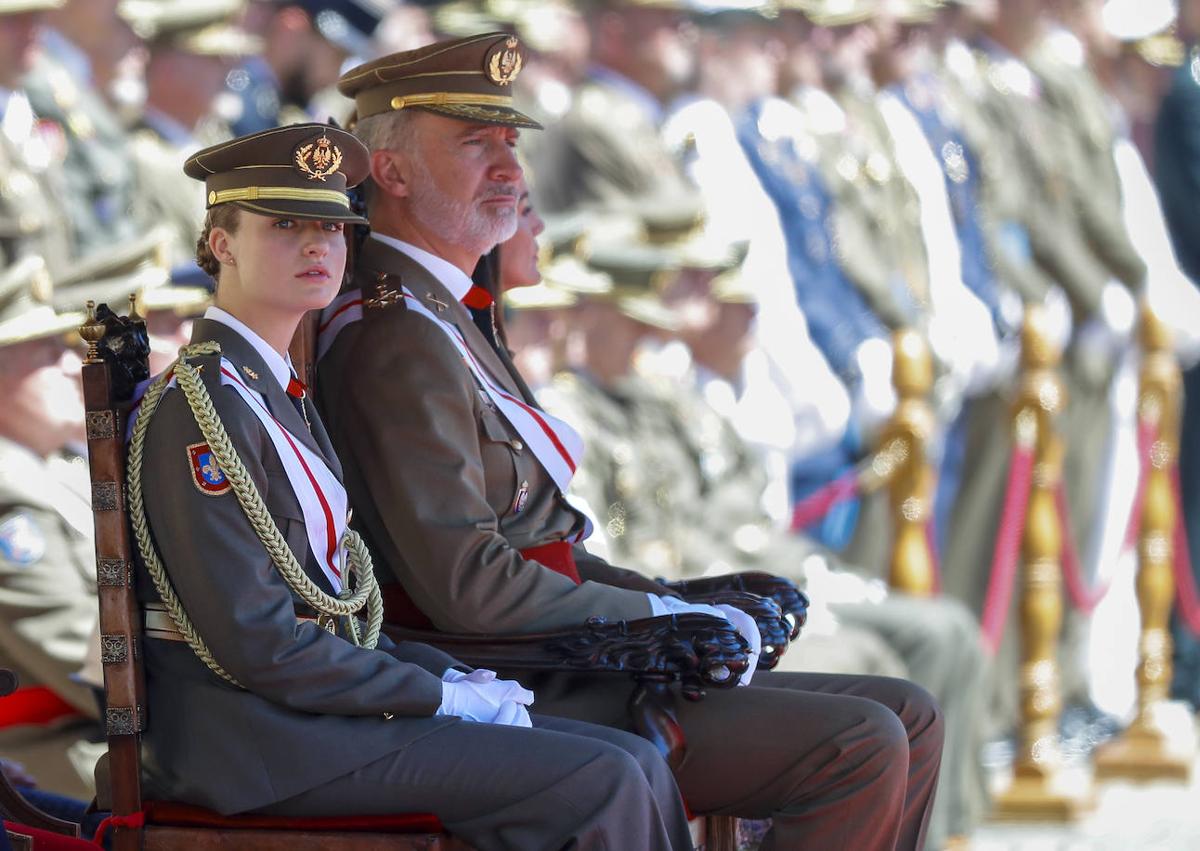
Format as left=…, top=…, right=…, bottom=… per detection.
left=184, top=123, right=369, bottom=224
left=338, top=32, right=543, bottom=129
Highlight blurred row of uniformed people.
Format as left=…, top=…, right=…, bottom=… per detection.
left=2, top=1, right=1200, bottom=849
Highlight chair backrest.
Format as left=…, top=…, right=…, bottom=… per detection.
left=79, top=302, right=151, bottom=847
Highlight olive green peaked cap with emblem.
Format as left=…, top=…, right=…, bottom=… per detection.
left=0, top=1, right=63, bottom=14
left=0, top=256, right=82, bottom=347
left=51, top=227, right=175, bottom=313
left=183, top=123, right=370, bottom=224
left=337, top=32, right=543, bottom=129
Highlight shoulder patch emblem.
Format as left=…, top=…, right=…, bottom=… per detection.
left=188, top=442, right=230, bottom=496
left=0, top=512, right=46, bottom=566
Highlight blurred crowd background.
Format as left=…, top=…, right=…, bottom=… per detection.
left=4, top=0, right=1200, bottom=848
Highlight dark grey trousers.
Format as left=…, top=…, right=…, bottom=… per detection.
left=527, top=670, right=945, bottom=851
left=256, top=714, right=694, bottom=851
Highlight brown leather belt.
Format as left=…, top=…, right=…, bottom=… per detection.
left=143, top=603, right=331, bottom=641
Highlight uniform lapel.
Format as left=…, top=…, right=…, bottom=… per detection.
left=360, top=239, right=527, bottom=400
left=192, top=319, right=326, bottom=460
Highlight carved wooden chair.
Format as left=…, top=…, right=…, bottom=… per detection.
left=1, top=669, right=97, bottom=850
left=80, top=302, right=763, bottom=849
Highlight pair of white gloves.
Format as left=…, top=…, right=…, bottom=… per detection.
left=435, top=595, right=764, bottom=728
left=646, top=594, right=762, bottom=687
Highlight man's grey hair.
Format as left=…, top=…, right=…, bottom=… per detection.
left=351, top=110, right=421, bottom=211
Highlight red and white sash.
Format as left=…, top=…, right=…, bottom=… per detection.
left=318, top=288, right=588, bottom=538
left=135, top=360, right=349, bottom=593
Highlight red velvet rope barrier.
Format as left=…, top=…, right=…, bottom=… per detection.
left=980, top=438, right=1037, bottom=655
left=1055, top=483, right=1113, bottom=615
left=790, top=468, right=860, bottom=532
left=1170, top=465, right=1200, bottom=636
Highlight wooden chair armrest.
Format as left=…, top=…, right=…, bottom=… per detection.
left=672, top=591, right=792, bottom=670
left=661, top=572, right=810, bottom=640
left=0, top=669, right=83, bottom=838
left=383, top=613, right=750, bottom=700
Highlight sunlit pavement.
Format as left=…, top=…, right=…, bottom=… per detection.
left=969, top=706, right=1200, bottom=851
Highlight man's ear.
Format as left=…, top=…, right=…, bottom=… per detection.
left=370, top=148, right=411, bottom=200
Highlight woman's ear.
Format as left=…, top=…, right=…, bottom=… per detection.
left=209, top=225, right=236, bottom=267
left=370, top=149, right=411, bottom=201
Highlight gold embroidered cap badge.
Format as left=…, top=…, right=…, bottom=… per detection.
left=294, top=135, right=344, bottom=182
left=485, top=36, right=523, bottom=86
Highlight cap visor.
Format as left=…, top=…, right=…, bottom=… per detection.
left=229, top=198, right=368, bottom=225
left=417, top=103, right=543, bottom=130
left=0, top=311, right=85, bottom=348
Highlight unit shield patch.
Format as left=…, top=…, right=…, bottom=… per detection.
left=188, top=442, right=230, bottom=496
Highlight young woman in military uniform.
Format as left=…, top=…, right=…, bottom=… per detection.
left=125, top=123, right=693, bottom=850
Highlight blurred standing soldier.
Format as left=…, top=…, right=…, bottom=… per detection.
left=799, top=1, right=930, bottom=340
left=21, top=0, right=145, bottom=257
left=662, top=5, right=872, bottom=551
left=1031, top=0, right=1147, bottom=561
left=717, top=5, right=896, bottom=547
left=878, top=0, right=1017, bottom=556
left=534, top=0, right=699, bottom=212
left=1155, top=0, right=1200, bottom=710
left=938, top=0, right=1140, bottom=730
left=797, top=1, right=1001, bottom=573
left=0, top=1, right=74, bottom=276
left=321, top=34, right=945, bottom=850
left=935, top=0, right=1070, bottom=624
left=0, top=255, right=98, bottom=801
left=123, top=0, right=262, bottom=263
left=228, top=0, right=387, bottom=136
left=41, top=0, right=141, bottom=100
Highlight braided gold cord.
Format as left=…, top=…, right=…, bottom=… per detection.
left=127, top=343, right=383, bottom=688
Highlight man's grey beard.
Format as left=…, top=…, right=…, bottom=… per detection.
left=407, top=158, right=518, bottom=255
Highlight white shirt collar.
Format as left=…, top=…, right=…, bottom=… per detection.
left=370, top=232, right=473, bottom=302
left=204, top=306, right=294, bottom=391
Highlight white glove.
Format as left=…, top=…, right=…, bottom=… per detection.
left=852, top=338, right=897, bottom=435
left=715, top=604, right=761, bottom=687
left=648, top=593, right=725, bottom=620
left=648, top=595, right=760, bottom=686
left=437, top=668, right=534, bottom=727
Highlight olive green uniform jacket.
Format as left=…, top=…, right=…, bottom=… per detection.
left=136, top=319, right=466, bottom=814
left=315, top=238, right=660, bottom=635
left=0, top=439, right=100, bottom=797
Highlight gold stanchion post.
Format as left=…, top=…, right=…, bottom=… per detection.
left=1094, top=304, right=1193, bottom=782
left=880, top=328, right=936, bottom=595
left=992, top=305, right=1092, bottom=820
